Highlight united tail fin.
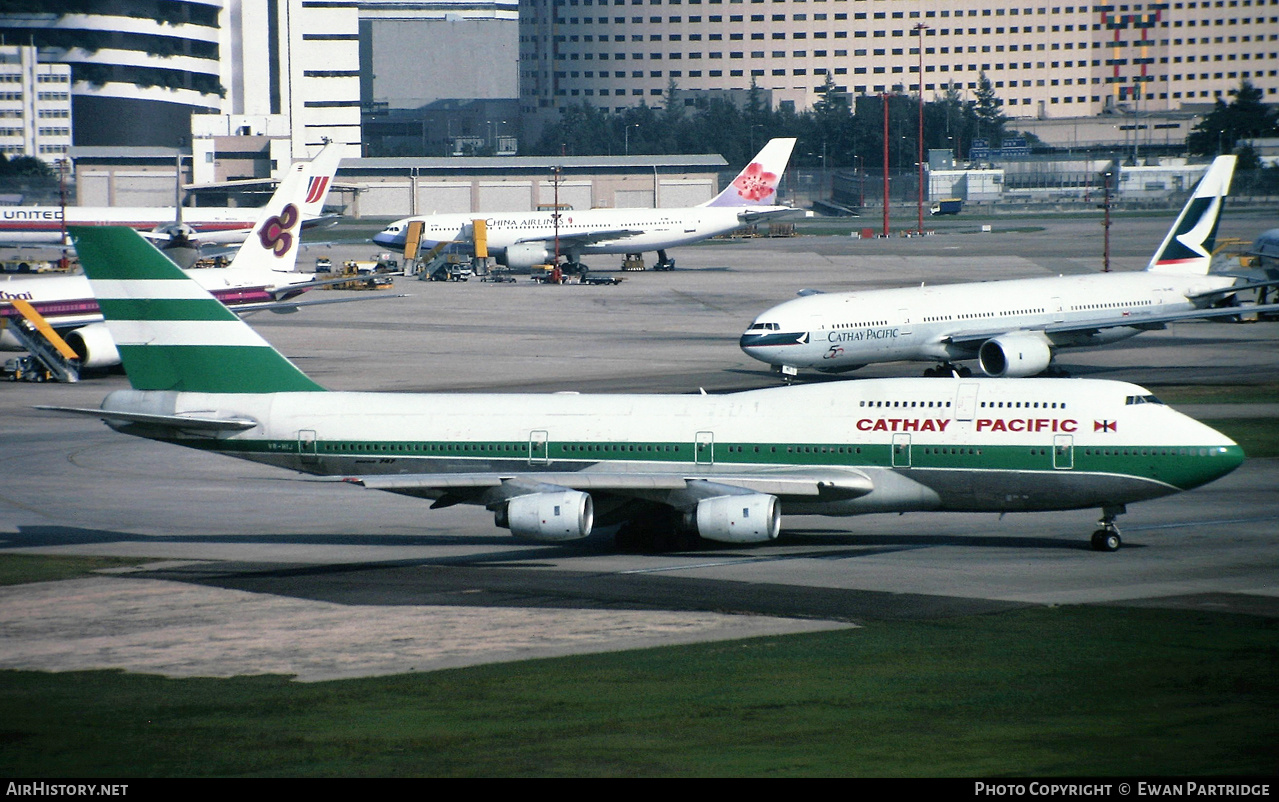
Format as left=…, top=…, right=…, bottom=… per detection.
left=69, top=225, right=326, bottom=394
left=700, top=138, right=797, bottom=208
left=1145, top=155, right=1236, bottom=276
left=226, top=141, right=342, bottom=277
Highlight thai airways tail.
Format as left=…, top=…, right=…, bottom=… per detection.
left=1146, top=155, right=1236, bottom=276
left=225, top=141, right=343, bottom=277
left=700, top=138, right=797, bottom=208
left=68, top=225, right=325, bottom=394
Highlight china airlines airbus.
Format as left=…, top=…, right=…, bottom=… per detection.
left=741, top=156, right=1279, bottom=379
left=45, top=224, right=1245, bottom=552
left=0, top=142, right=343, bottom=370
left=372, top=138, right=802, bottom=271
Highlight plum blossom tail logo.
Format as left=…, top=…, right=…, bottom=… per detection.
left=732, top=162, right=779, bottom=203
left=259, top=203, right=300, bottom=258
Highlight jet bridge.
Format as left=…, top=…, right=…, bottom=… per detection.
left=1, top=298, right=81, bottom=382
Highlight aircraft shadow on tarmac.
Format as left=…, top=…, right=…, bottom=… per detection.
left=107, top=554, right=1029, bottom=624
left=5, top=523, right=1100, bottom=555
left=2, top=525, right=1080, bottom=623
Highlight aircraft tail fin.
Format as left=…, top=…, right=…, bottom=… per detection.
left=700, top=138, right=797, bottom=208
left=1145, top=155, right=1236, bottom=276
left=226, top=141, right=342, bottom=276
left=68, top=225, right=326, bottom=394
left=296, top=141, right=343, bottom=220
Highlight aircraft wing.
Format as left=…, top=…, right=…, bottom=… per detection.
left=1186, top=279, right=1279, bottom=302
left=233, top=293, right=409, bottom=316
left=944, top=302, right=1279, bottom=346
left=341, top=467, right=874, bottom=506
left=514, top=228, right=644, bottom=248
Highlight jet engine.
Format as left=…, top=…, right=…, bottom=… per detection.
left=503, top=243, right=555, bottom=270
left=977, top=332, right=1053, bottom=378
left=64, top=323, right=121, bottom=370
left=689, top=494, right=780, bottom=544
left=498, top=490, right=594, bottom=542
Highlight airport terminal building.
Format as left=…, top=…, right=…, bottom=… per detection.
left=521, top=0, right=1279, bottom=125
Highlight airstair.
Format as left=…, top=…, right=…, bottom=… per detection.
left=1, top=298, right=81, bottom=382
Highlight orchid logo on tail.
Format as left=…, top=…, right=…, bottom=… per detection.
left=732, top=162, right=779, bottom=203
left=259, top=203, right=300, bottom=257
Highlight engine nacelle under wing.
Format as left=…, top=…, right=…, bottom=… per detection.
left=64, top=322, right=121, bottom=370
left=692, top=494, right=780, bottom=544
left=498, top=490, right=594, bottom=542
left=503, top=242, right=555, bottom=270
left=977, top=331, right=1053, bottom=378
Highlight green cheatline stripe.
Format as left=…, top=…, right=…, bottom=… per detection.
left=69, top=226, right=189, bottom=281
left=117, top=344, right=325, bottom=393
left=170, top=436, right=1241, bottom=492
left=97, top=298, right=241, bottom=322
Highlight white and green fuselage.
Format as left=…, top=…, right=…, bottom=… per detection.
left=98, top=377, right=1241, bottom=518
left=57, top=225, right=1245, bottom=550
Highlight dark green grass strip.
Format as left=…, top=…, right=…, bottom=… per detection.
left=0, top=554, right=152, bottom=586
left=0, top=606, right=1274, bottom=777
left=1203, top=418, right=1279, bottom=458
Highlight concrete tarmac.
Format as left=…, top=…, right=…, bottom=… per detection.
left=2, top=208, right=1277, bottom=681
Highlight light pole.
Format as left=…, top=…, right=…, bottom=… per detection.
left=882, top=93, right=890, bottom=237
left=625, top=124, right=640, bottom=155
left=914, top=23, right=928, bottom=235
left=1098, top=164, right=1114, bottom=273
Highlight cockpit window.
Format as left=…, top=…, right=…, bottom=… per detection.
left=1125, top=394, right=1164, bottom=405
left=748, top=322, right=780, bottom=332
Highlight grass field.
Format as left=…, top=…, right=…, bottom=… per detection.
left=0, top=604, right=1275, bottom=777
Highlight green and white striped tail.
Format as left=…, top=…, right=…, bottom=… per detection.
left=70, top=225, right=325, bottom=394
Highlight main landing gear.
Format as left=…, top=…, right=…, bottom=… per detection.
left=1091, top=505, right=1126, bottom=552
left=923, top=362, right=971, bottom=378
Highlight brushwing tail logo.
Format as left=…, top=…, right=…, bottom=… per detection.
left=732, top=162, right=779, bottom=203
left=259, top=203, right=300, bottom=257
left=1166, top=194, right=1222, bottom=263
left=305, top=176, right=330, bottom=205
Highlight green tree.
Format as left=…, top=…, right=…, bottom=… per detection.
left=973, top=72, right=1008, bottom=146
left=1187, top=80, right=1279, bottom=156
left=0, top=154, right=53, bottom=178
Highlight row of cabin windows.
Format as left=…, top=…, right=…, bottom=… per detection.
left=832, top=320, right=888, bottom=329
left=724, top=444, right=867, bottom=454
left=979, top=400, right=1067, bottom=409
left=859, top=399, right=953, bottom=408
left=1072, top=300, right=1154, bottom=311
left=1086, top=447, right=1219, bottom=457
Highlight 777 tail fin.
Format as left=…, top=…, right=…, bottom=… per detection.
left=1146, top=155, right=1236, bottom=276
left=700, top=138, right=797, bottom=208
left=69, top=225, right=325, bottom=394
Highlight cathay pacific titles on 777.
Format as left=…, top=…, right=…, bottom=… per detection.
left=42, top=225, right=1245, bottom=552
